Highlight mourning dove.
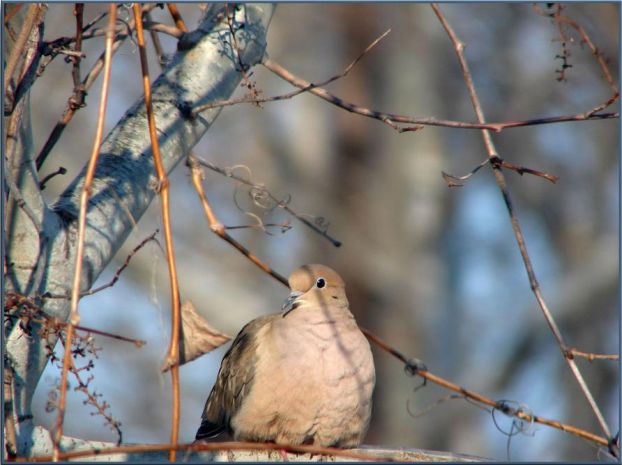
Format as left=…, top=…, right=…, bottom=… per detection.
left=195, top=264, right=375, bottom=448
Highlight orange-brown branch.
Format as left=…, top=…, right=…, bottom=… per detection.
left=52, top=5, right=117, bottom=460
left=132, top=4, right=181, bottom=461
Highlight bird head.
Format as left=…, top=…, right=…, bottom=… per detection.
left=281, top=264, right=347, bottom=316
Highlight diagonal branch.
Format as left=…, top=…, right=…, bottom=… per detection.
left=187, top=156, right=289, bottom=285
left=430, top=2, right=612, bottom=442
left=262, top=59, right=617, bottom=132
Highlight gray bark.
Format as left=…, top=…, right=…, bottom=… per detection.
left=4, top=3, right=275, bottom=456
left=18, top=427, right=489, bottom=462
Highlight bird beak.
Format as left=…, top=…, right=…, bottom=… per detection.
left=281, top=291, right=303, bottom=316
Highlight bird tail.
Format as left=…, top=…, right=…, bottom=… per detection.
left=195, top=419, right=226, bottom=441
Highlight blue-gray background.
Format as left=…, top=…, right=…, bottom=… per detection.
left=30, top=3, right=619, bottom=461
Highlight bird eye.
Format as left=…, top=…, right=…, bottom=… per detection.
left=315, top=277, right=326, bottom=289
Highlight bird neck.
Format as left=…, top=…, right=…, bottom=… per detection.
left=285, top=298, right=355, bottom=325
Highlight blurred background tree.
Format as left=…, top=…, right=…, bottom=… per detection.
left=5, top=2, right=619, bottom=461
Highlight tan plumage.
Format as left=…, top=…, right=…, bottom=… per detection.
left=196, top=264, right=375, bottom=448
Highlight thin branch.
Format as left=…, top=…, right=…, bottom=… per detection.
left=166, top=3, right=188, bottom=33
left=362, top=330, right=609, bottom=448
left=195, top=157, right=342, bottom=247
left=39, top=166, right=67, bottom=190
left=3, top=4, right=41, bottom=101
left=192, top=28, right=391, bottom=115
left=59, top=336, right=123, bottom=444
left=70, top=4, right=84, bottom=95
left=430, top=3, right=612, bottom=442
left=82, top=10, right=108, bottom=34
left=4, top=4, right=24, bottom=27
left=534, top=4, right=619, bottom=97
left=42, top=5, right=158, bottom=48
left=146, top=12, right=166, bottom=65
left=187, top=156, right=289, bottom=286
left=443, top=156, right=559, bottom=188
left=35, top=4, right=159, bottom=170
left=82, top=230, right=160, bottom=296
left=224, top=221, right=292, bottom=232
left=490, top=156, right=559, bottom=183
left=133, top=5, right=182, bottom=461
left=263, top=58, right=618, bottom=133
left=5, top=292, right=146, bottom=347
left=53, top=5, right=117, bottom=460
left=142, top=21, right=183, bottom=39
left=566, top=348, right=619, bottom=362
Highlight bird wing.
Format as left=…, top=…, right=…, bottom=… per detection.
left=195, top=314, right=273, bottom=440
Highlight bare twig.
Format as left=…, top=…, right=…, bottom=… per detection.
left=223, top=4, right=261, bottom=104
left=430, top=3, right=612, bottom=442
left=224, top=221, right=292, bottom=232
left=489, top=156, right=559, bottom=183
left=42, top=5, right=158, bottom=48
left=187, top=156, right=289, bottom=286
left=59, top=336, right=123, bottom=444
left=195, top=157, right=342, bottom=247
left=566, top=348, right=619, bottom=362
left=53, top=5, right=117, bottom=460
left=534, top=4, right=619, bottom=98
left=442, top=155, right=559, bottom=188
left=70, top=4, right=84, bottom=97
left=39, top=166, right=67, bottom=190
left=362, top=330, right=609, bottom=447
left=192, top=28, right=391, bottom=115
left=166, top=4, right=188, bottom=33
left=6, top=291, right=146, bottom=347
left=133, top=5, right=182, bottom=461
left=3, top=4, right=41, bottom=101
left=263, top=58, right=617, bottom=133
left=83, top=231, right=160, bottom=297
left=142, top=21, right=183, bottom=39
left=4, top=4, right=24, bottom=28
left=35, top=4, right=159, bottom=170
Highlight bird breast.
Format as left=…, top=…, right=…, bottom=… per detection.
left=230, top=310, right=375, bottom=447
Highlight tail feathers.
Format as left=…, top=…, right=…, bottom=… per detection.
left=195, top=419, right=227, bottom=441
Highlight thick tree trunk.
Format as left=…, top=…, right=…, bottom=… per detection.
left=4, top=3, right=275, bottom=457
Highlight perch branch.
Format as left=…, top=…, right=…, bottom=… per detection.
left=362, top=330, right=609, bottom=447
left=19, top=440, right=402, bottom=463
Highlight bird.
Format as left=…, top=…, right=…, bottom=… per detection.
left=195, top=264, right=375, bottom=448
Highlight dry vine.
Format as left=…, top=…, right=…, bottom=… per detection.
left=52, top=4, right=117, bottom=460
